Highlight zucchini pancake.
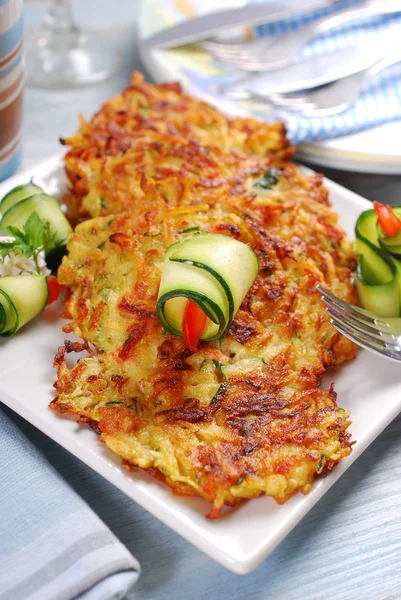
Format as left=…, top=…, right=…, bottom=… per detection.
left=52, top=72, right=357, bottom=518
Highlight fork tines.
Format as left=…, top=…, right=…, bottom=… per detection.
left=316, top=284, right=401, bottom=362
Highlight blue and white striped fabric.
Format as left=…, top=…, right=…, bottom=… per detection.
left=0, top=410, right=140, bottom=600
left=178, top=0, right=401, bottom=144
left=253, top=0, right=401, bottom=143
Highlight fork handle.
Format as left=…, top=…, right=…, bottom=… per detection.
left=217, top=0, right=401, bottom=74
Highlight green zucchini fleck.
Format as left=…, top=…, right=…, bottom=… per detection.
left=316, top=454, right=326, bottom=475
left=254, top=167, right=281, bottom=190
left=210, top=381, right=229, bottom=407
left=178, top=226, right=202, bottom=234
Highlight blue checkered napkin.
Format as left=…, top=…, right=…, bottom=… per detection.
left=253, top=0, right=401, bottom=143
left=0, top=409, right=140, bottom=600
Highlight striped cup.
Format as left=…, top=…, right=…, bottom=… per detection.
left=0, top=0, right=23, bottom=182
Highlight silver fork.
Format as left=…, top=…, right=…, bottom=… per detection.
left=258, top=52, right=401, bottom=116
left=202, top=0, right=401, bottom=72
left=317, top=285, right=401, bottom=362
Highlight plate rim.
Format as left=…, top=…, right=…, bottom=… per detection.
left=1, top=152, right=400, bottom=575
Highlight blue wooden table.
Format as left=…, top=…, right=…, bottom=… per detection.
left=8, top=2, right=401, bottom=598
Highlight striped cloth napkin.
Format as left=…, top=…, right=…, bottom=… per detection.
left=253, top=0, right=401, bottom=143
left=176, top=0, right=401, bottom=144
left=0, top=409, right=140, bottom=600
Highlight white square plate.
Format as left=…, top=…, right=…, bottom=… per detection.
left=1, top=154, right=401, bottom=574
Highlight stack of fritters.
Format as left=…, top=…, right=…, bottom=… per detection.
left=52, top=72, right=357, bottom=517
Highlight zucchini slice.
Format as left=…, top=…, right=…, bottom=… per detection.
left=1, top=193, right=72, bottom=254
left=157, top=232, right=259, bottom=342
left=0, top=182, right=43, bottom=215
left=377, top=206, right=401, bottom=256
left=0, top=274, right=48, bottom=336
left=355, top=209, right=401, bottom=317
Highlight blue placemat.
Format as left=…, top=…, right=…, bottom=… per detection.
left=0, top=409, right=140, bottom=600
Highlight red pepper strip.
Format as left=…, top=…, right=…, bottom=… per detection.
left=47, top=275, right=61, bottom=305
left=373, top=201, right=401, bottom=237
left=182, top=299, right=207, bottom=352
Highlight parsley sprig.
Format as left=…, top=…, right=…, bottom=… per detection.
left=0, top=212, right=54, bottom=274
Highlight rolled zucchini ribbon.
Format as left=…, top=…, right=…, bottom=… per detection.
left=0, top=274, right=48, bottom=336
left=355, top=209, right=401, bottom=317
left=156, top=232, right=259, bottom=341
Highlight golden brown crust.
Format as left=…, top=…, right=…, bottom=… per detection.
left=53, top=72, right=357, bottom=517
left=62, top=71, right=293, bottom=222
left=53, top=205, right=355, bottom=517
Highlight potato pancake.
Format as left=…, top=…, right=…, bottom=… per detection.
left=62, top=71, right=293, bottom=221
left=61, top=72, right=355, bottom=304
left=53, top=73, right=357, bottom=516
left=53, top=203, right=354, bottom=517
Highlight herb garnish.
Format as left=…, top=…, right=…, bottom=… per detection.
left=0, top=212, right=53, bottom=274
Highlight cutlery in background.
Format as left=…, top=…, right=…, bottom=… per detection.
left=204, top=0, right=401, bottom=72
left=247, top=52, right=401, bottom=116
left=141, top=0, right=345, bottom=49
left=222, top=45, right=382, bottom=99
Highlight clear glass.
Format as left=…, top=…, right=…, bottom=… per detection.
left=25, top=0, right=121, bottom=89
